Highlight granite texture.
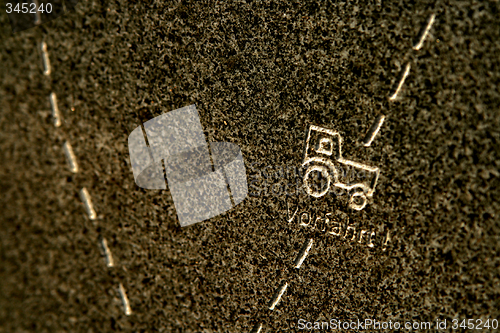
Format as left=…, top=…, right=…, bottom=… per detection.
left=1, top=0, right=499, bottom=332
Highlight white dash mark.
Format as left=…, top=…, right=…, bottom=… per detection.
left=363, top=115, right=386, bottom=147
left=413, top=13, right=436, bottom=51
left=79, top=188, right=97, bottom=220
left=63, top=141, right=79, bottom=173
left=251, top=322, right=263, bottom=333
left=40, top=41, right=51, bottom=75
left=100, top=238, right=114, bottom=268
left=32, top=0, right=42, bottom=25
left=118, top=283, right=132, bottom=316
left=49, top=92, right=61, bottom=127
left=294, top=238, right=314, bottom=269
left=269, top=282, right=288, bottom=310
left=388, top=62, right=411, bottom=101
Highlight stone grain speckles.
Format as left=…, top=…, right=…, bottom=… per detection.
left=1, top=2, right=499, bottom=333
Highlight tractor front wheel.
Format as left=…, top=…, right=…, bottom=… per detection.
left=303, top=164, right=331, bottom=198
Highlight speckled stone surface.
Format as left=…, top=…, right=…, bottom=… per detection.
left=1, top=1, right=499, bottom=332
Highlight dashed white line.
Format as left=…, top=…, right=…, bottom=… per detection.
left=100, top=237, right=115, bottom=268
left=79, top=187, right=97, bottom=220
left=363, top=115, right=386, bottom=147
left=63, top=141, right=79, bottom=173
left=388, top=62, right=411, bottom=101
left=118, top=283, right=132, bottom=316
left=269, top=282, right=288, bottom=311
left=413, top=13, right=436, bottom=51
left=40, top=38, right=127, bottom=324
left=40, top=41, right=51, bottom=76
left=294, top=238, right=314, bottom=269
left=49, top=92, right=61, bottom=127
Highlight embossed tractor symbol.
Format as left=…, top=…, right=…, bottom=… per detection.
left=302, top=125, right=380, bottom=210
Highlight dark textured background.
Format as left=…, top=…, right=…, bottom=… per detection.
left=1, top=0, right=500, bottom=332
